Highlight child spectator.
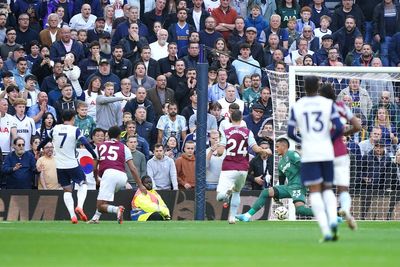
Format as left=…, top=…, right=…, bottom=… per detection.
left=295, top=6, right=315, bottom=33
left=287, top=17, right=300, bottom=48
left=245, top=5, right=269, bottom=43
left=74, top=101, right=96, bottom=141
left=314, top=15, right=332, bottom=47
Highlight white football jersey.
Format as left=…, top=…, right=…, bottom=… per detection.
left=288, top=95, right=339, bottom=162
left=14, top=115, right=36, bottom=151
left=50, top=124, right=84, bottom=169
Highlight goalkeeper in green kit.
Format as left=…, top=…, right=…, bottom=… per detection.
left=236, top=137, right=313, bottom=222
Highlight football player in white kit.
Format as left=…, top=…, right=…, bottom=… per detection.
left=38, top=109, right=98, bottom=224
left=288, top=76, right=343, bottom=242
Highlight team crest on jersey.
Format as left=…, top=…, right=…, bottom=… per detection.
left=186, top=29, right=189, bottom=34
left=0, top=127, right=9, bottom=133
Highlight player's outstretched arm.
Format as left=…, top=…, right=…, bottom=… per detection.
left=343, top=116, right=362, bottom=136
left=127, top=159, right=147, bottom=194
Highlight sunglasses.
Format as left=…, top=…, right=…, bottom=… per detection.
left=16, top=143, right=25, bottom=147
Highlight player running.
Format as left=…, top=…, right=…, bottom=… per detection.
left=38, top=109, right=97, bottom=224
left=91, top=126, right=147, bottom=224
left=236, top=137, right=313, bottom=222
left=319, top=83, right=361, bottom=230
left=288, top=76, right=343, bottom=242
left=216, top=109, right=271, bottom=224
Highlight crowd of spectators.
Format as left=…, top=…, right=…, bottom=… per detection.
left=0, top=0, right=399, bottom=213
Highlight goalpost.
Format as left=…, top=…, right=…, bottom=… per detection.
left=267, top=66, right=400, bottom=221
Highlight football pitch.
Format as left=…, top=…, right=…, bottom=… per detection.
left=0, top=221, right=399, bottom=267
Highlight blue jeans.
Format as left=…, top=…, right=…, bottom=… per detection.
left=206, top=183, right=218, bottom=190
left=380, top=36, right=392, bottom=66
left=364, top=21, right=373, bottom=44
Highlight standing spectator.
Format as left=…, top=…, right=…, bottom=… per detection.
left=147, top=143, right=178, bottom=190
left=231, top=43, right=261, bottom=86
left=331, top=0, right=365, bottom=34
left=206, top=130, right=225, bottom=189
left=78, top=41, right=101, bottom=84
left=134, top=46, right=161, bottom=80
left=39, top=13, right=61, bottom=48
left=86, top=17, right=105, bottom=43
left=96, top=82, right=127, bottom=130
left=389, top=31, right=400, bottom=67
left=182, top=42, right=200, bottom=69
left=124, top=86, right=156, bottom=124
left=180, top=89, right=198, bottom=127
left=119, top=22, right=149, bottom=65
left=212, top=0, right=238, bottom=41
left=310, top=0, right=331, bottom=28
left=199, top=16, right=223, bottom=49
left=167, top=8, right=195, bottom=56
left=290, top=37, right=314, bottom=65
left=0, top=85, right=19, bottom=115
left=357, top=0, right=381, bottom=44
left=0, top=13, right=6, bottom=44
left=234, top=27, right=265, bottom=67
left=243, top=103, right=265, bottom=142
left=159, top=42, right=178, bottom=78
left=176, top=140, right=196, bottom=189
left=147, top=74, right=175, bottom=120
left=142, top=0, right=169, bottom=33
left=69, top=4, right=97, bottom=31
left=82, top=76, right=102, bottom=123
left=313, top=34, right=333, bottom=66
left=3, top=137, right=36, bottom=189
left=39, top=61, right=64, bottom=96
left=246, top=140, right=273, bottom=190
left=125, top=135, right=147, bottom=185
left=149, top=29, right=169, bottom=61
left=74, top=101, right=96, bottom=140
left=0, top=98, right=17, bottom=155
left=128, top=62, right=156, bottom=93
left=134, top=106, right=155, bottom=148
left=27, top=91, right=57, bottom=129
left=50, top=26, right=85, bottom=63
left=63, top=52, right=83, bottom=98
left=13, top=98, right=36, bottom=151
left=332, top=15, right=361, bottom=61
left=276, top=0, right=300, bottom=29
left=54, top=84, right=78, bottom=122
left=31, top=46, right=53, bottom=87
left=36, top=142, right=60, bottom=190
left=227, top=16, right=246, bottom=51
left=0, top=27, right=19, bottom=61
left=115, top=78, right=136, bottom=112
left=110, top=45, right=133, bottom=81
left=242, top=73, right=261, bottom=107
left=187, top=0, right=210, bottom=32
left=83, top=58, right=121, bottom=91
left=175, top=68, right=197, bottom=112
left=15, top=13, right=38, bottom=51
left=372, top=0, right=400, bottom=66
left=156, top=101, right=187, bottom=145
left=337, top=78, right=372, bottom=119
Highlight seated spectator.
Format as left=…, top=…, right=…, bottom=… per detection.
left=11, top=57, right=32, bottom=91
left=41, top=61, right=64, bottom=94
left=332, top=15, right=361, bottom=61
left=370, top=90, right=397, bottom=125
left=180, top=89, right=197, bottom=127
left=208, top=68, right=236, bottom=103
left=149, top=29, right=169, bottom=61
left=313, top=34, right=333, bottom=66
left=78, top=41, right=101, bottom=85
left=320, top=47, right=342, bottom=67
left=206, top=130, right=224, bottom=190
left=2, top=137, right=37, bottom=189
left=337, top=78, right=372, bottom=119
left=352, top=43, right=374, bottom=67
left=133, top=46, right=161, bottom=80
left=310, top=2, right=331, bottom=29
left=120, top=120, right=150, bottom=160
left=147, top=75, right=175, bottom=120
left=147, top=143, right=178, bottom=190
left=295, top=6, right=315, bottom=33
left=182, top=41, right=200, bottom=69
left=243, top=103, right=266, bottom=143
left=31, top=45, right=53, bottom=87
left=233, top=27, right=264, bottom=67
left=36, top=142, right=61, bottom=190
left=83, top=58, right=121, bottom=91
left=164, top=135, right=181, bottom=161
left=358, top=126, right=382, bottom=157
left=289, top=37, right=314, bottom=66
left=54, top=83, right=78, bottom=122
left=247, top=140, right=273, bottom=190
left=371, top=107, right=398, bottom=155
left=131, top=175, right=171, bottom=221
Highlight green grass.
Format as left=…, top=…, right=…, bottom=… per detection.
left=0, top=221, right=399, bottom=267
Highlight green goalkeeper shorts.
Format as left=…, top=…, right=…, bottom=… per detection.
left=273, top=185, right=307, bottom=204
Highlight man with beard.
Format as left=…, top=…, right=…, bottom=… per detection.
left=149, top=29, right=169, bottom=61
left=87, top=17, right=105, bottom=43
left=134, top=46, right=160, bottom=80
left=176, top=68, right=197, bottom=113
left=167, top=8, right=195, bottom=56
left=159, top=42, right=178, bottom=78
left=332, top=15, right=362, bottom=60
left=148, top=75, right=175, bottom=120
left=110, top=45, right=133, bottom=81
left=199, top=16, right=223, bottom=49
left=83, top=58, right=120, bottom=91
left=352, top=43, right=375, bottom=67
left=78, top=41, right=101, bottom=84
left=344, top=36, right=363, bottom=66
left=98, top=31, right=112, bottom=59
left=156, top=101, right=187, bottom=145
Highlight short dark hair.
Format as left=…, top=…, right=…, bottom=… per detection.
left=91, top=128, right=106, bottom=138
left=230, top=109, right=242, bottom=122
left=304, top=76, right=320, bottom=95
left=108, top=126, right=121, bottom=139
left=61, top=109, right=76, bottom=122
left=319, top=83, right=336, bottom=101
left=154, top=143, right=164, bottom=150
left=276, top=137, right=290, bottom=148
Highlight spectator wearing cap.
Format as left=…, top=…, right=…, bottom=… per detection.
left=22, top=74, right=40, bottom=108
left=313, top=34, right=333, bottom=66
left=245, top=4, right=269, bottom=43
left=0, top=85, right=20, bottom=115
left=15, top=13, right=39, bottom=52
left=83, top=58, right=120, bottom=91
left=48, top=73, right=68, bottom=106
left=0, top=28, right=19, bottom=61
left=231, top=43, right=261, bottom=86
left=3, top=45, right=29, bottom=72
left=11, top=57, right=32, bottom=92
left=50, top=26, right=85, bottom=63
left=243, top=103, right=266, bottom=142
left=112, top=6, right=149, bottom=48
left=87, top=17, right=105, bottom=43
left=199, top=16, right=223, bottom=50
left=27, top=91, right=57, bottom=129
left=54, top=83, right=78, bottom=121
left=69, top=4, right=97, bottom=31
left=233, top=27, right=265, bottom=67
left=98, top=31, right=112, bottom=59
left=39, top=13, right=62, bottom=47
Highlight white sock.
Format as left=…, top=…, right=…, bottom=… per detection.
left=107, top=205, right=119, bottom=214
left=339, top=191, right=351, bottom=217
left=77, top=183, right=87, bottom=209
left=322, top=189, right=338, bottom=227
left=63, top=192, right=76, bottom=219
left=229, top=192, right=240, bottom=219
left=91, top=210, right=102, bottom=220
left=309, top=192, right=331, bottom=237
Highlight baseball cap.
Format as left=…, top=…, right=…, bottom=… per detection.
left=99, top=58, right=110, bottom=65
left=252, top=103, right=265, bottom=112
left=321, top=34, right=333, bottom=41
left=99, top=31, right=111, bottom=39
left=246, top=27, right=257, bottom=33
left=14, top=45, right=25, bottom=52
left=25, top=74, right=37, bottom=82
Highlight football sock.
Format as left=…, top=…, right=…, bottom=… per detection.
left=249, top=189, right=269, bottom=215
left=339, top=191, right=351, bottom=217
left=107, top=205, right=119, bottom=214
left=92, top=210, right=102, bottom=220
left=295, top=205, right=314, bottom=216
left=63, top=192, right=76, bottom=219
left=229, top=192, right=240, bottom=219
left=322, top=189, right=338, bottom=227
left=216, top=192, right=226, bottom=202
left=77, top=183, right=87, bottom=208
left=309, top=192, right=331, bottom=237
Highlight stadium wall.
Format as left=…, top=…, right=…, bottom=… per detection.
left=0, top=190, right=271, bottom=221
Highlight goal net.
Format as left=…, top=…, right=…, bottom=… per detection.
left=267, top=66, right=400, bottom=221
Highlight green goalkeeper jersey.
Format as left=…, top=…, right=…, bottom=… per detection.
left=278, top=150, right=303, bottom=188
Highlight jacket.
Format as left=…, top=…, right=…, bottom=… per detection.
left=187, top=8, right=210, bottom=32
left=337, top=86, right=372, bottom=118
left=146, top=155, right=178, bottom=190
left=147, top=87, right=175, bottom=120
left=50, top=40, right=85, bottom=63
left=372, top=2, right=400, bottom=39
left=39, top=28, right=62, bottom=47
left=2, top=151, right=37, bottom=189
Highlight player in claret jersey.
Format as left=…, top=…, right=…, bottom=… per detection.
left=216, top=109, right=271, bottom=224
left=92, top=126, right=147, bottom=224
left=319, top=83, right=361, bottom=230
left=38, top=109, right=98, bottom=224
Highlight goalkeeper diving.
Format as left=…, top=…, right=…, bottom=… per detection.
left=236, top=137, right=313, bottom=221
